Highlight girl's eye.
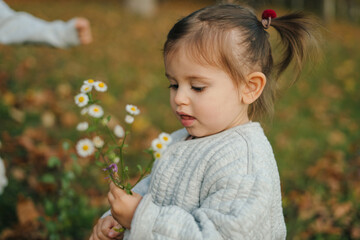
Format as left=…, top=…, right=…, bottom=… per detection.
left=192, top=86, right=205, bottom=92
left=168, top=84, right=178, bottom=90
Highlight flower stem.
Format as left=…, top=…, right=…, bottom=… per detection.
left=133, top=154, right=155, bottom=187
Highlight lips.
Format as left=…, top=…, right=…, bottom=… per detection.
left=177, top=111, right=195, bottom=127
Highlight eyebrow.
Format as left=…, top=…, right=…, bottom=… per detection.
left=165, top=73, right=209, bottom=82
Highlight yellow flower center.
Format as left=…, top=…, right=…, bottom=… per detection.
left=156, top=143, right=162, bottom=149
left=131, top=107, right=136, bottom=111
left=163, top=136, right=168, bottom=141
left=82, top=145, right=89, bottom=151
left=88, top=79, right=94, bottom=83
left=99, top=82, right=104, bottom=88
left=94, top=108, right=99, bottom=112
left=155, top=153, right=161, bottom=158
left=79, top=96, right=84, bottom=102
left=85, top=87, right=89, bottom=91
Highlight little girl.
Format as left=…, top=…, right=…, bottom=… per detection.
left=90, top=4, right=319, bottom=240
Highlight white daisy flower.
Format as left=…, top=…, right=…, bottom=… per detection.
left=154, top=151, right=161, bottom=159
left=74, top=93, right=89, bottom=107
left=76, top=138, right=95, bottom=157
left=84, top=79, right=96, bottom=86
left=159, top=132, right=172, bottom=145
left=0, top=157, right=8, bottom=195
left=94, top=81, right=108, bottom=92
left=76, top=122, right=89, bottom=131
left=114, top=125, right=125, bottom=138
left=151, top=138, right=166, bottom=152
left=126, top=104, right=140, bottom=116
left=93, top=136, right=104, bottom=148
left=80, top=84, right=93, bottom=93
left=80, top=107, right=88, bottom=116
left=88, top=104, right=104, bottom=118
left=114, top=157, right=120, bottom=163
left=125, top=115, right=134, bottom=124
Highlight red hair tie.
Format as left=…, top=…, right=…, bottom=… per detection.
left=261, top=9, right=277, bottom=29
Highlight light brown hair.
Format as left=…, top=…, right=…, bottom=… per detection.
left=163, top=4, right=320, bottom=120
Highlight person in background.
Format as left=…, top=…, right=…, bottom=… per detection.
left=0, top=0, right=92, bottom=48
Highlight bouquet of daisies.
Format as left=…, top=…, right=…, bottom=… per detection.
left=74, top=79, right=171, bottom=194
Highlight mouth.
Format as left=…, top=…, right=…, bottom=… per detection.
left=176, top=111, right=196, bottom=127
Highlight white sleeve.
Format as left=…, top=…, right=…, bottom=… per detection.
left=0, top=1, right=79, bottom=48
left=127, top=165, right=274, bottom=239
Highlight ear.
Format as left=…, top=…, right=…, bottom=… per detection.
left=241, top=72, right=266, bottom=104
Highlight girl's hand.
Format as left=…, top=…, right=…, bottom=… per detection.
left=108, top=182, right=143, bottom=229
left=89, top=215, right=124, bottom=240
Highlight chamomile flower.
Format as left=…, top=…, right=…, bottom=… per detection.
left=0, top=157, right=8, bottom=195
left=80, top=107, right=89, bottom=116
left=94, top=81, right=108, bottom=92
left=76, top=138, right=95, bottom=157
left=76, top=121, right=89, bottom=131
left=154, top=151, right=161, bottom=159
left=84, top=79, right=96, bottom=86
left=114, top=125, right=125, bottom=138
left=80, top=84, right=93, bottom=93
left=159, top=132, right=172, bottom=145
left=88, top=104, right=104, bottom=118
left=93, top=136, right=104, bottom=148
left=125, top=115, right=134, bottom=124
left=126, top=104, right=140, bottom=116
left=113, top=157, right=120, bottom=163
left=151, top=138, right=166, bottom=152
left=74, top=93, right=89, bottom=107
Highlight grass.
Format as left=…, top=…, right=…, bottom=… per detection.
left=0, top=0, right=359, bottom=239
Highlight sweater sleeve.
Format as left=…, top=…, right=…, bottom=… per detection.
left=0, top=1, right=79, bottom=48
left=127, top=158, right=274, bottom=239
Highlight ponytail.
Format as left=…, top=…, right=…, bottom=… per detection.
left=270, top=11, right=322, bottom=82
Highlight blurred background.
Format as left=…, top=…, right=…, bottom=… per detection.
left=0, top=0, right=359, bottom=239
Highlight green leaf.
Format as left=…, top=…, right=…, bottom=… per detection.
left=62, top=141, right=70, bottom=151
left=95, top=160, right=105, bottom=167
left=65, top=171, right=75, bottom=180
left=72, top=163, right=82, bottom=175
left=70, top=153, right=78, bottom=161
left=44, top=200, right=55, bottom=216
left=144, top=148, right=154, bottom=154
left=87, top=125, right=97, bottom=132
left=95, top=150, right=100, bottom=160
left=113, top=227, right=125, bottom=233
left=107, top=115, right=111, bottom=121
left=137, top=164, right=143, bottom=173
left=41, top=174, right=56, bottom=184
left=48, top=156, right=61, bottom=168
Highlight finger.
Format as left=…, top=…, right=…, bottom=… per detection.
left=109, top=181, right=116, bottom=191
left=108, top=191, right=115, bottom=204
left=96, top=220, right=109, bottom=240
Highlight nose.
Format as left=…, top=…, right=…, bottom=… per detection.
left=173, top=87, right=190, bottom=106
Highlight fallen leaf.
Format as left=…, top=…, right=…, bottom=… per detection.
left=16, top=196, right=40, bottom=227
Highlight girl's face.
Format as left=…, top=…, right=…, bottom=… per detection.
left=165, top=49, right=250, bottom=138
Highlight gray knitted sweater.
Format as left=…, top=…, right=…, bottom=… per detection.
left=125, top=122, right=286, bottom=239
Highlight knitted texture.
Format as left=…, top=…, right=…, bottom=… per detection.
left=126, top=122, right=286, bottom=239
